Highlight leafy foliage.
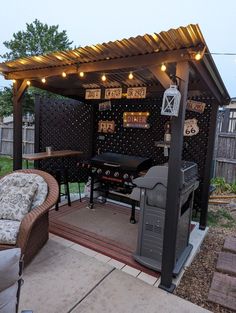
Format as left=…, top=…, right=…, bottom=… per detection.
left=2, top=19, right=73, bottom=61
left=0, top=19, right=73, bottom=116
left=0, top=87, right=34, bottom=117
left=211, top=177, right=236, bottom=194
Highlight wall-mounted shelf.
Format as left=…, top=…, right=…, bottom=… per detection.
left=154, top=141, right=171, bottom=148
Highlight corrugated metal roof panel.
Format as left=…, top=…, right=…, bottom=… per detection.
left=1, top=24, right=205, bottom=72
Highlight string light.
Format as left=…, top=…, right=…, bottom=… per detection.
left=62, top=72, right=67, bottom=78
left=101, top=74, right=106, bottom=82
left=128, top=72, right=134, bottom=80
left=41, top=78, right=46, bottom=83
left=195, top=52, right=202, bottom=61
left=26, top=80, right=31, bottom=86
left=12, top=79, right=16, bottom=84
left=79, top=71, right=85, bottom=78
left=161, top=63, right=167, bottom=71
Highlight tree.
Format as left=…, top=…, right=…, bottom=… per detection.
left=2, top=19, right=73, bottom=61
left=0, top=19, right=73, bottom=117
left=0, top=87, right=34, bottom=117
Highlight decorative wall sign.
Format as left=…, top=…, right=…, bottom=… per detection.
left=184, top=118, right=199, bottom=136
left=99, top=101, right=111, bottom=111
left=85, top=89, right=101, bottom=100
left=187, top=100, right=206, bottom=113
left=127, top=87, right=146, bottom=99
left=123, top=112, right=150, bottom=128
left=105, top=88, right=122, bottom=99
left=98, top=120, right=115, bottom=133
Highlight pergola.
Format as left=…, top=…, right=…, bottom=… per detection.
left=0, top=24, right=230, bottom=291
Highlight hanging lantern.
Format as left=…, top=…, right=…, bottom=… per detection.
left=161, top=84, right=181, bottom=116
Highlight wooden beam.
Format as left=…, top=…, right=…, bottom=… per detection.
left=13, top=80, right=24, bottom=170
left=16, top=79, right=28, bottom=102
left=159, top=61, right=190, bottom=292
left=6, top=48, right=192, bottom=80
left=0, top=63, right=11, bottom=72
left=148, top=65, right=171, bottom=89
left=191, top=60, right=222, bottom=104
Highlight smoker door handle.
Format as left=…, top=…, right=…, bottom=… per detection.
left=103, top=163, right=120, bottom=168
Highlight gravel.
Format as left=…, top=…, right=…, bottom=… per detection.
left=175, top=206, right=236, bottom=313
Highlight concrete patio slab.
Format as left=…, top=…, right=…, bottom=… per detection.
left=19, top=240, right=114, bottom=313
left=71, top=269, right=211, bottom=313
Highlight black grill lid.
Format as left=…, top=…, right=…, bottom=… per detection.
left=91, top=152, right=152, bottom=171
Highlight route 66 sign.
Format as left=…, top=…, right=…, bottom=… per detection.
left=184, top=118, right=199, bottom=136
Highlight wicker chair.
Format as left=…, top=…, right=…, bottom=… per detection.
left=0, top=169, right=59, bottom=266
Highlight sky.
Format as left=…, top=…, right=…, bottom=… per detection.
left=0, top=0, right=236, bottom=97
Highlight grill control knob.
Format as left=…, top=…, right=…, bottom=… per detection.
left=92, top=167, right=97, bottom=173
left=97, top=168, right=102, bottom=174
left=123, top=173, right=129, bottom=180
left=105, top=170, right=110, bottom=175
left=114, top=172, right=119, bottom=177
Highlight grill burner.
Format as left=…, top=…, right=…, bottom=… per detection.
left=86, top=152, right=152, bottom=223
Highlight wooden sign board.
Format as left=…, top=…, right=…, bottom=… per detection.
left=85, top=89, right=101, bottom=100
left=98, top=120, right=115, bottom=133
left=105, top=88, right=122, bottom=99
left=184, top=118, right=199, bottom=136
left=127, top=87, right=146, bottom=99
left=187, top=100, right=206, bottom=113
left=123, top=112, right=150, bottom=128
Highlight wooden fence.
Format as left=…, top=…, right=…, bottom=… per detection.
left=0, top=124, right=34, bottom=156
left=214, top=108, right=236, bottom=183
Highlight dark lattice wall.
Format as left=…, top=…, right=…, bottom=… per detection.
left=36, top=96, right=214, bottom=211
left=93, top=98, right=213, bottom=211
left=35, top=97, right=93, bottom=182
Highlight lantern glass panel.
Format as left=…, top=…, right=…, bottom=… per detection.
left=161, top=85, right=181, bottom=116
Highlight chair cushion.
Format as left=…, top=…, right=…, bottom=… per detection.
left=0, top=248, right=21, bottom=292
left=0, top=173, right=48, bottom=211
left=0, top=282, right=18, bottom=313
left=0, top=220, right=21, bottom=245
left=0, top=177, right=37, bottom=221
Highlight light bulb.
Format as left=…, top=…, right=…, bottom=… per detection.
left=128, top=72, right=134, bottom=80
left=79, top=71, right=84, bottom=78
left=12, top=79, right=16, bottom=84
left=26, top=80, right=31, bottom=86
left=101, top=74, right=106, bottom=82
left=41, top=78, right=46, bottom=83
left=161, top=63, right=167, bottom=71
left=62, top=72, right=67, bottom=78
left=195, top=52, right=201, bottom=61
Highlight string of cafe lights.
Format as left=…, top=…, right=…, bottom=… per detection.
left=10, top=51, right=236, bottom=86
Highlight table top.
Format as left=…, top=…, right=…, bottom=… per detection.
left=23, top=150, right=83, bottom=161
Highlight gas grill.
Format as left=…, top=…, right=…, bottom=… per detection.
left=130, top=161, right=199, bottom=275
left=87, top=152, right=152, bottom=223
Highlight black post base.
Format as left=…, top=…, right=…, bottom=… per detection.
left=158, top=283, right=176, bottom=293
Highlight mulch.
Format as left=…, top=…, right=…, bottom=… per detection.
left=175, top=226, right=236, bottom=313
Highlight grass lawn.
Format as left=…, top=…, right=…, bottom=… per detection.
left=0, top=155, right=83, bottom=193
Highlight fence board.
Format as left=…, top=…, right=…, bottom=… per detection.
left=0, top=124, right=35, bottom=156
left=214, top=110, right=236, bottom=182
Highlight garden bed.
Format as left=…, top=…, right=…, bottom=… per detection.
left=175, top=204, right=236, bottom=313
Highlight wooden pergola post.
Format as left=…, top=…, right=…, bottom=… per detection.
left=159, top=61, right=189, bottom=292
left=13, top=80, right=28, bottom=170
left=199, top=102, right=219, bottom=229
